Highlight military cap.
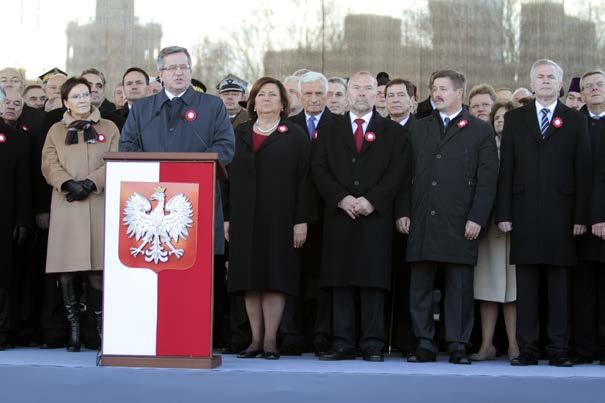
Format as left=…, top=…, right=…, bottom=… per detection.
left=38, top=67, right=67, bottom=83
left=217, top=74, right=248, bottom=94
left=191, top=78, right=207, bottom=93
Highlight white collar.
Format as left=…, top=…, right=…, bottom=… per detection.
left=349, top=110, right=373, bottom=126
left=395, top=115, right=410, bottom=127
left=535, top=99, right=557, bottom=114
left=165, top=88, right=187, bottom=100
left=588, top=109, right=605, bottom=118
left=305, top=109, right=324, bottom=124
left=439, top=108, right=463, bottom=122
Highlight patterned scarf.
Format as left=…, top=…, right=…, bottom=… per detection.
left=65, top=120, right=98, bottom=145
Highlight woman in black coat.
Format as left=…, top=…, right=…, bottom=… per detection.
left=225, top=77, right=313, bottom=359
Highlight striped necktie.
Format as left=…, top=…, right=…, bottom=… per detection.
left=540, top=108, right=550, bottom=138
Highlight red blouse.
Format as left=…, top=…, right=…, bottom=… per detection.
left=252, top=131, right=270, bottom=153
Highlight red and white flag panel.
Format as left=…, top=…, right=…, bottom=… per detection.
left=103, top=160, right=215, bottom=358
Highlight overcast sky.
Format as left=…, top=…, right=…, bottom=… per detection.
left=3, top=0, right=599, bottom=80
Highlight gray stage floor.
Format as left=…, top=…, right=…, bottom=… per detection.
left=1, top=349, right=604, bottom=403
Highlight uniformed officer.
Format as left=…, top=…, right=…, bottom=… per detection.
left=217, top=74, right=249, bottom=128
left=215, top=73, right=250, bottom=352
left=119, top=46, right=235, bottom=255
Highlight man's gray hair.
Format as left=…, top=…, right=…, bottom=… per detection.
left=580, top=70, right=605, bottom=91
left=530, top=59, right=563, bottom=82
left=283, top=75, right=301, bottom=93
left=299, top=71, right=328, bottom=93
left=156, top=46, right=192, bottom=71
left=0, top=86, right=5, bottom=102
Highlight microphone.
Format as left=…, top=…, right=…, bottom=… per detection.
left=137, top=110, right=162, bottom=150
left=183, top=117, right=209, bottom=150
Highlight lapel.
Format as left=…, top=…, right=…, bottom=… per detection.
left=426, top=112, right=443, bottom=147
left=360, top=112, right=383, bottom=154
left=237, top=121, right=253, bottom=149
left=543, top=101, right=567, bottom=141
left=340, top=112, right=357, bottom=153
left=440, top=109, right=467, bottom=146
left=317, top=107, right=334, bottom=128
left=524, top=102, right=544, bottom=143
left=255, top=119, right=289, bottom=154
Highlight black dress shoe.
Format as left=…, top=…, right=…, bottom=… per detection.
left=449, top=350, right=471, bottom=365
left=362, top=348, right=384, bottom=362
left=237, top=349, right=263, bottom=358
left=600, top=358, right=605, bottom=366
left=549, top=356, right=573, bottom=367
left=313, top=335, right=329, bottom=357
left=319, top=347, right=356, bottom=361
left=0, top=343, right=6, bottom=351
left=407, top=347, right=436, bottom=363
left=264, top=351, right=280, bottom=360
left=571, top=355, right=594, bottom=365
left=510, top=353, right=538, bottom=366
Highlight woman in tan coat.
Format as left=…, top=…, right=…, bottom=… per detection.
left=42, top=77, right=119, bottom=352
left=471, top=101, right=519, bottom=361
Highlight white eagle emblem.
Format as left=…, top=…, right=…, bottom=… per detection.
left=123, top=186, right=194, bottom=264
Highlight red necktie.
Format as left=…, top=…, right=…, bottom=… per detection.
left=354, top=118, right=364, bottom=153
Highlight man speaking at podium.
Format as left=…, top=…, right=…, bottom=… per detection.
left=119, top=46, right=235, bottom=254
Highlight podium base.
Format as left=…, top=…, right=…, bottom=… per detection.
left=100, top=354, right=222, bottom=369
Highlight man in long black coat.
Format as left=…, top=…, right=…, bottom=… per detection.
left=0, top=88, right=32, bottom=349
left=283, top=71, right=338, bottom=355
left=579, top=70, right=605, bottom=365
left=496, top=59, right=592, bottom=367
left=312, top=71, right=409, bottom=362
left=400, top=70, right=498, bottom=365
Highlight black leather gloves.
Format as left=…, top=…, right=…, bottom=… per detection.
left=61, top=180, right=88, bottom=202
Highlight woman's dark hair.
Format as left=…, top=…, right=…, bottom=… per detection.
left=247, top=77, right=290, bottom=120
left=490, top=100, right=514, bottom=129
left=60, top=77, right=91, bottom=103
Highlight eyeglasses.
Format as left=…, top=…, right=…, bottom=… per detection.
left=584, top=82, right=605, bottom=90
left=69, top=93, right=91, bottom=101
left=162, top=65, right=191, bottom=73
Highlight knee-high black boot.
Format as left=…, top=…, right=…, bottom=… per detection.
left=87, top=286, right=103, bottom=345
left=60, top=279, right=80, bottom=352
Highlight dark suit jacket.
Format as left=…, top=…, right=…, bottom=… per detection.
left=405, top=110, right=499, bottom=265
left=289, top=108, right=338, bottom=140
left=496, top=101, right=592, bottom=266
left=577, top=106, right=605, bottom=261
left=312, top=112, right=409, bottom=289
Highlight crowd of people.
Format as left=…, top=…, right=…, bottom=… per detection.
left=1, top=46, right=605, bottom=368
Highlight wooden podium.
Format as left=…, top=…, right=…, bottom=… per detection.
left=100, top=152, right=224, bottom=369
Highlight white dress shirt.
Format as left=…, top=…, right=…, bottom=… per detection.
left=349, top=110, right=373, bottom=134
left=438, top=108, right=463, bottom=127
left=535, top=99, right=557, bottom=124
left=165, top=88, right=187, bottom=100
